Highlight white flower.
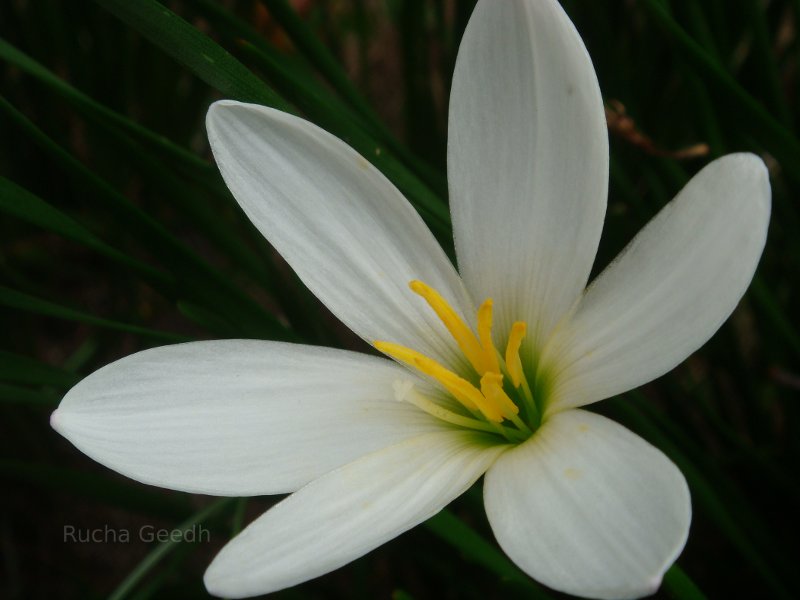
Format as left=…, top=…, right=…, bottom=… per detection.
left=50, top=0, right=770, bottom=598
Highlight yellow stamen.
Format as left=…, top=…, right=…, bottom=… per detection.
left=411, top=357, right=503, bottom=422
left=505, top=322, right=527, bottom=388
left=409, top=280, right=486, bottom=373
left=479, top=372, right=520, bottom=418
left=374, top=341, right=476, bottom=411
left=400, top=386, right=499, bottom=434
left=374, top=340, right=503, bottom=422
left=477, top=299, right=501, bottom=374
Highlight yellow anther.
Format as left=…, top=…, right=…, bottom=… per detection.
left=411, top=357, right=501, bottom=420
left=374, top=341, right=424, bottom=365
left=505, top=322, right=527, bottom=388
left=374, top=341, right=479, bottom=412
left=480, top=372, right=520, bottom=418
left=477, top=299, right=501, bottom=374
left=374, top=340, right=504, bottom=422
left=409, top=280, right=485, bottom=374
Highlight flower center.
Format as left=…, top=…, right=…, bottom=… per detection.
left=374, top=280, right=541, bottom=443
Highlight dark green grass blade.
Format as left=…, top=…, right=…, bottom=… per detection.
left=0, top=459, right=193, bottom=520
left=741, top=0, right=793, bottom=129
left=88, top=114, right=279, bottom=289
left=263, top=0, right=383, bottom=127
left=0, top=40, right=283, bottom=290
left=611, top=397, right=793, bottom=599
left=0, top=383, right=59, bottom=407
left=92, top=0, right=290, bottom=110
left=107, top=498, right=234, bottom=600
left=0, top=285, right=191, bottom=343
left=93, top=0, right=451, bottom=239
left=640, top=0, right=800, bottom=175
left=241, top=0, right=447, bottom=193
left=751, top=276, right=800, bottom=359
left=0, top=350, right=81, bottom=388
left=0, top=177, right=173, bottom=288
left=0, top=37, right=214, bottom=181
left=0, top=95, right=293, bottom=340
left=664, top=565, right=709, bottom=600
left=425, top=509, right=551, bottom=597
left=0, top=39, right=277, bottom=291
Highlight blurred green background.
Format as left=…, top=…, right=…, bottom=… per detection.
left=1, top=0, right=798, bottom=598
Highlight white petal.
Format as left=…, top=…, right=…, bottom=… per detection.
left=544, top=153, right=771, bottom=411
left=207, top=101, right=475, bottom=370
left=51, top=340, right=445, bottom=496
left=484, top=410, right=690, bottom=600
left=204, top=431, right=505, bottom=598
left=448, top=0, right=608, bottom=352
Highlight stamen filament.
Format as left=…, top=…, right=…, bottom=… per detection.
left=477, top=299, right=501, bottom=374
left=402, top=389, right=500, bottom=434
left=374, top=340, right=504, bottom=421
left=505, top=322, right=527, bottom=388
left=519, top=374, right=540, bottom=427
left=411, top=356, right=502, bottom=422
left=409, top=280, right=486, bottom=374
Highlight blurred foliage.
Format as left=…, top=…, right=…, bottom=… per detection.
left=1, top=0, right=798, bottom=598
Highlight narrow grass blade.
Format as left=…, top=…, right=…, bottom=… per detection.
left=0, top=42, right=280, bottom=289
left=640, top=0, right=800, bottom=175
left=741, top=0, right=793, bottom=129
left=0, top=37, right=214, bottom=180
left=0, top=177, right=173, bottom=288
left=611, top=398, right=793, bottom=599
left=0, top=459, right=193, bottom=520
left=751, top=275, right=800, bottom=359
left=424, top=509, right=551, bottom=597
left=0, top=285, right=191, bottom=343
left=664, top=565, right=709, bottom=600
left=0, top=350, right=81, bottom=388
left=0, top=383, right=59, bottom=407
left=94, top=0, right=451, bottom=239
left=107, top=498, right=234, bottom=600
left=243, top=0, right=447, bottom=193
left=0, top=95, right=293, bottom=339
left=93, top=0, right=290, bottom=110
